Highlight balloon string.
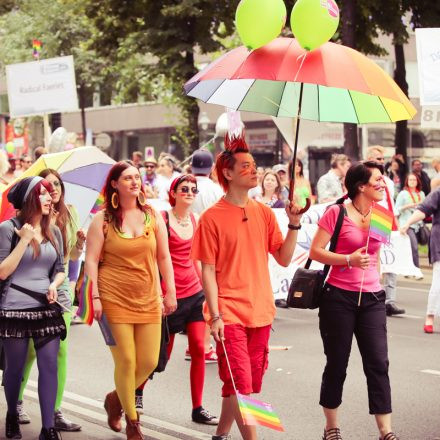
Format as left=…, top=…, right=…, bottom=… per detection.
left=293, top=52, right=308, bottom=84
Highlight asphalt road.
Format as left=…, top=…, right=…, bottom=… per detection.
left=2, top=279, right=440, bottom=440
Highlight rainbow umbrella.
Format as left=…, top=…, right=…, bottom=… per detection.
left=185, top=37, right=416, bottom=210
left=0, top=147, right=115, bottom=225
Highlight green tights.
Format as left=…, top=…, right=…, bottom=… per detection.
left=18, top=311, right=71, bottom=411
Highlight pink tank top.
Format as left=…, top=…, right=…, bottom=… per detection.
left=161, top=211, right=202, bottom=299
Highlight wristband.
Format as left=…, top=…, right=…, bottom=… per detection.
left=210, top=314, right=223, bottom=324
left=345, top=254, right=352, bottom=269
left=92, top=296, right=101, bottom=300
left=288, top=224, right=301, bottom=230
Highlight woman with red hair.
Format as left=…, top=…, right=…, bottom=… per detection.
left=135, top=175, right=218, bottom=425
left=85, top=161, right=176, bottom=440
left=0, top=176, right=66, bottom=440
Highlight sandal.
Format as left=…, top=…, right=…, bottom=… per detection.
left=381, top=433, right=399, bottom=440
left=323, top=427, right=342, bottom=440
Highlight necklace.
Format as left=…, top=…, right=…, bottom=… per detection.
left=172, top=210, right=191, bottom=227
left=352, top=202, right=371, bottom=223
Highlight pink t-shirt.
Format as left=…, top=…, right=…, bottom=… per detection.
left=318, top=205, right=382, bottom=293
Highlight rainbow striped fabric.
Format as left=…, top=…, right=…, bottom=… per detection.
left=76, top=275, right=94, bottom=326
left=237, top=393, right=284, bottom=432
left=369, top=203, right=393, bottom=243
left=91, top=189, right=105, bottom=214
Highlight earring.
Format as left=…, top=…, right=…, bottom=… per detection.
left=137, top=191, right=146, bottom=206
left=111, top=192, right=119, bottom=209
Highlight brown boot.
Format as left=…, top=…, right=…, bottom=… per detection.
left=104, top=390, right=123, bottom=432
left=125, top=414, right=144, bottom=440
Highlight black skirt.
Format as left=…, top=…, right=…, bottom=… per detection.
left=0, top=306, right=66, bottom=340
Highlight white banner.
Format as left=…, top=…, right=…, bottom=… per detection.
left=415, top=28, right=440, bottom=106
left=270, top=208, right=423, bottom=300
left=6, top=55, right=78, bottom=117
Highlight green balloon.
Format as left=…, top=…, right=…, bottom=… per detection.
left=236, top=0, right=287, bottom=50
left=291, top=0, right=340, bottom=51
left=5, top=142, right=15, bottom=153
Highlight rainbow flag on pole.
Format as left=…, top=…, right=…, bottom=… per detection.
left=237, top=393, right=284, bottom=432
left=369, top=203, right=393, bottom=243
left=76, top=275, right=94, bottom=326
left=32, top=39, right=42, bottom=59
left=90, top=189, right=105, bottom=214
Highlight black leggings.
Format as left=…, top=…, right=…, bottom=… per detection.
left=319, top=284, right=392, bottom=415
left=3, top=336, right=60, bottom=428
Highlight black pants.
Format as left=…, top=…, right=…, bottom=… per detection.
left=319, top=284, right=392, bottom=415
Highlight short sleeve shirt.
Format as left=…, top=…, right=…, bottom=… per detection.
left=191, top=198, right=283, bottom=327
left=418, top=188, right=440, bottom=264
left=317, top=170, right=343, bottom=203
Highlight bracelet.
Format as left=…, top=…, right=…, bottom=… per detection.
left=92, top=296, right=101, bottom=300
left=210, top=314, right=223, bottom=324
left=75, top=242, right=84, bottom=250
left=288, top=224, right=301, bottom=230
left=345, top=254, right=352, bottom=269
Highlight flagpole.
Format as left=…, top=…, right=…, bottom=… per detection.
left=357, top=232, right=371, bottom=307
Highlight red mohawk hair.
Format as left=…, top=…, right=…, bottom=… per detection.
left=216, top=134, right=249, bottom=191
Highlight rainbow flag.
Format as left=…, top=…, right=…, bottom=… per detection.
left=32, top=39, right=42, bottom=59
left=76, top=275, right=94, bottom=326
left=237, top=393, right=284, bottom=432
left=91, top=189, right=105, bottom=214
left=369, top=203, right=393, bottom=243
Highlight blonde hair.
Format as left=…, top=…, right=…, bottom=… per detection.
left=0, top=150, right=10, bottom=176
left=330, top=153, right=349, bottom=169
left=366, top=145, right=385, bottom=160
left=432, top=157, right=440, bottom=168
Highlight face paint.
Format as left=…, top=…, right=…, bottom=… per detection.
left=39, top=193, right=50, bottom=203
left=239, top=168, right=252, bottom=177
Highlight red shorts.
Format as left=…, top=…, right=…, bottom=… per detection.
left=216, top=324, right=271, bottom=398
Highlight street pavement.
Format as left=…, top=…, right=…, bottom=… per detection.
left=1, top=273, right=440, bottom=440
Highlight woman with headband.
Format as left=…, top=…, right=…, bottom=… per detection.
left=0, top=176, right=66, bottom=440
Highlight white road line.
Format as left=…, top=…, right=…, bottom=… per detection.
left=23, top=378, right=211, bottom=440
left=399, top=314, right=423, bottom=319
left=421, top=369, right=440, bottom=376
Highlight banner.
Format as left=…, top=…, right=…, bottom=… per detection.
left=270, top=208, right=423, bottom=300
left=415, top=28, right=440, bottom=106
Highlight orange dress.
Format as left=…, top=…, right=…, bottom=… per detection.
left=98, top=213, right=162, bottom=324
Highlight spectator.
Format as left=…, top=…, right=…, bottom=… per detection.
left=34, top=146, right=47, bottom=161
left=14, top=154, right=33, bottom=178
left=412, top=159, right=431, bottom=196
left=0, top=150, right=10, bottom=185
left=143, top=158, right=159, bottom=198
left=273, top=164, right=289, bottom=201
left=248, top=166, right=264, bottom=199
left=3, top=154, right=17, bottom=184
left=292, top=159, right=313, bottom=207
left=366, top=146, right=405, bottom=316
left=131, top=151, right=143, bottom=169
left=431, top=158, right=440, bottom=191
left=190, top=150, right=223, bottom=215
left=386, top=158, right=403, bottom=195
left=317, top=154, right=350, bottom=203
left=256, top=171, right=285, bottom=208
left=156, top=156, right=181, bottom=201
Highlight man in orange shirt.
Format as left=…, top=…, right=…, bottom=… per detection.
left=191, top=135, right=302, bottom=440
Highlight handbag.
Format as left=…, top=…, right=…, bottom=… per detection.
left=287, top=204, right=345, bottom=309
left=149, top=316, right=170, bottom=379
left=416, top=224, right=430, bottom=246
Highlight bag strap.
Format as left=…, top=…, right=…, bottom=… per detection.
left=10, top=283, right=48, bottom=305
left=304, top=204, right=345, bottom=272
left=163, top=210, right=170, bottom=238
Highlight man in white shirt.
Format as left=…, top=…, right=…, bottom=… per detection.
left=366, top=146, right=405, bottom=316
left=431, top=158, right=440, bottom=191
left=190, top=149, right=223, bottom=215
left=317, top=154, right=350, bottom=203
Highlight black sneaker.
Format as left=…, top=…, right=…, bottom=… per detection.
left=275, top=299, right=289, bottom=308
left=386, top=303, right=405, bottom=316
left=39, top=427, right=61, bottom=440
left=212, top=435, right=231, bottom=440
left=135, top=394, right=144, bottom=415
left=5, top=412, right=21, bottom=439
left=191, top=407, right=219, bottom=425
left=54, top=410, right=81, bottom=431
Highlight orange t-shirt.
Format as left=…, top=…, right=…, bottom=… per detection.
left=191, top=198, right=283, bottom=328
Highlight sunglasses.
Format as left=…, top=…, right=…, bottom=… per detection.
left=375, top=157, right=385, bottom=161
left=178, top=186, right=199, bottom=194
left=145, top=165, right=156, bottom=169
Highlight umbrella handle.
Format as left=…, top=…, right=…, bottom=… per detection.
left=289, top=197, right=311, bottom=215
left=289, top=181, right=311, bottom=214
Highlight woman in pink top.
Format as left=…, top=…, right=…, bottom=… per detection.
left=310, top=162, right=399, bottom=440
left=135, top=175, right=218, bottom=426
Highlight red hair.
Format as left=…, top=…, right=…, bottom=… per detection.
left=404, top=173, right=422, bottom=192
left=18, top=180, right=58, bottom=258
left=104, top=161, right=152, bottom=230
left=168, top=174, right=197, bottom=207
left=215, top=134, right=250, bottom=191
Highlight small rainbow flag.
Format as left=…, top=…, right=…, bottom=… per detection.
left=76, top=275, right=94, bottom=326
left=32, top=39, right=42, bottom=59
left=369, top=203, right=393, bottom=243
left=237, top=393, right=284, bottom=432
left=91, top=189, right=105, bottom=214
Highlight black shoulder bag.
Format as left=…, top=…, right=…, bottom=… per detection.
left=0, top=218, right=20, bottom=300
left=287, top=204, right=345, bottom=309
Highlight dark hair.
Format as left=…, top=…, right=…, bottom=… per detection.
left=168, top=174, right=197, bottom=207
left=338, top=161, right=384, bottom=202
left=411, top=159, right=422, bottom=166
left=103, top=160, right=151, bottom=230
left=261, top=171, right=282, bottom=198
left=18, top=180, right=58, bottom=258
left=295, top=159, right=304, bottom=177
left=39, top=169, right=71, bottom=255
left=404, top=173, right=422, bottom=192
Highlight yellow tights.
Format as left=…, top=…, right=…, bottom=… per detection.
left=108, top=322, right=161, bottom=419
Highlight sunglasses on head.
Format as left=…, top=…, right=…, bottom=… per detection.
left=178, top=186, right=199, bottom=194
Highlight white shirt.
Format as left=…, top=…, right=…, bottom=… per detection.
left=379, top=175, right=399, bottom=216
left=191, top=176, right=223, bottom=215
left=156, top=172, right=181, bottom=201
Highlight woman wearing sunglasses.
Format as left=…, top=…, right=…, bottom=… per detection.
left=135, top=175, right=218, bottom=425
left=16, top=169, right=85, bottom=432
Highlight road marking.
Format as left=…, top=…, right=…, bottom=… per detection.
left=421, top=369, right=440, bottom=376
left=22, top=378, right=212, bottom=440
left=399, top=314, right=423, bottom=319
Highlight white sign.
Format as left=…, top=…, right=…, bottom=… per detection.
left=415, top=28, right=440, bottom=106
left=6, top=55, right=78, bottom=118
left=144, top=146, right=155, bottom=160
left=420, top=106, right=440, bottom=129
left=270, top=208, right=423, bottom=300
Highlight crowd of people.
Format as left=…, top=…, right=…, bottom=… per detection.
left=0, top=137, right=439, bottom=440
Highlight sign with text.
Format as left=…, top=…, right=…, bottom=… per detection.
left=6, top=55, right=78, bottom=117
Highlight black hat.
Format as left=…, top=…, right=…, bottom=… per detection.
left=191, top=149, right=214, bottom=175
left=8, top=176, right=43, bottom=210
